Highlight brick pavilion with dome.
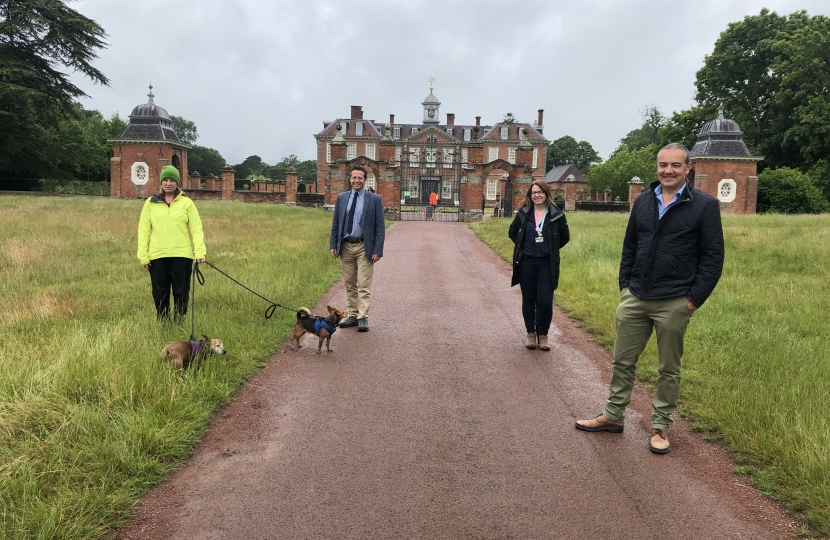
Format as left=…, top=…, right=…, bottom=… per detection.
left=108, top=85, right=190, bottom=198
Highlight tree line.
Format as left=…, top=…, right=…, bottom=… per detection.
left=0, top=1, right=314, bottom=187
left=547, top=9, right=829, bottom=213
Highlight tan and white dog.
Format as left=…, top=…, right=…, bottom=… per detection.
left=160, top=335, right=226, bottom=371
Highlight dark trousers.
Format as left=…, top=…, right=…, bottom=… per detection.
left=148, top=257, right=192, bottom=320
left=519, top=255, right=553, bottom=335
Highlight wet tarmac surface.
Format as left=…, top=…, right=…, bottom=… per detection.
left=117, top=221, right=798, bottom=539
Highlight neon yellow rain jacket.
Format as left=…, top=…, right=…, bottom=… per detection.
left=137, top=191, right=206, bottom=265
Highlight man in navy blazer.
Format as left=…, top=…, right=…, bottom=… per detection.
left=329, top=165, right=385, bottom=332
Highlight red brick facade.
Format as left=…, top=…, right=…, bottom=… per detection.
left=315, top=97, right=548, bottom=214
left=691, top=159, right=759, bottom=215
left=110, top=142, right=189, bottom=198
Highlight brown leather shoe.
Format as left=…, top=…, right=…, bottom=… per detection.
left=538, top=335, right=550, bottom=351
left=525, top=333, right=537, bottom=349
left=649, top=428, right=671, bottom=454
left=575, top=414, right=624, bottom=433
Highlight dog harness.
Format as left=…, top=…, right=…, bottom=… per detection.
left=314, top=319, right=336, bottom=336
left=190, top=340, right=203, bottom=356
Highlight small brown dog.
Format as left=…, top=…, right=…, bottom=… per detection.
left=290, top=305, right=346, bottom=354
left=160, top=335, right=226, bottom=371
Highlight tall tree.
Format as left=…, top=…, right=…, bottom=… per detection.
left=188, top=145, right=225, bottom=177
left=693, top=9, right=809, bottom=168
left=614, top=105, right=666, bottom=155
left=170, top=115, right=198, bottom=144
left=773, top=14, right=830, bottom=169
left=0, top=0, right=109, bottom=176
left=546, top=136, right=601, bottom=173
left=588, top=145, right=658, bottom=201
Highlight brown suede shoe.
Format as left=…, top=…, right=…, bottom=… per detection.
left=649, top=428, right=671, bottom=454
left=525, top=333, right=537, bottom=349
left=538, top=335, right=550, bottom=351
left=575, top=414, right=624, bottom=433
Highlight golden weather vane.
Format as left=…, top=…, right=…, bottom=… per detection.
left=428, top=76, right=436, bottom=91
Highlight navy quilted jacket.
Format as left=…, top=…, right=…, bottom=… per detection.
left=621, top=180, right=724, bottom=308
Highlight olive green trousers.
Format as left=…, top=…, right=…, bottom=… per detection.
left=602, top=289, right=693, bottom=430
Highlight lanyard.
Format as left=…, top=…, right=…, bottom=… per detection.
left=534, top=209, right=547, bottom=235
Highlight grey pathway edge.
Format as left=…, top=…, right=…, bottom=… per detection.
left=117, top=222, right=797, bottom=540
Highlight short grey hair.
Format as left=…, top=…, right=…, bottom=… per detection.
left=658, top=143, right=690, bottom=164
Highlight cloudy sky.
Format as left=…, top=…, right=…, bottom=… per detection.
left=71, top=0, right=828, bottom=165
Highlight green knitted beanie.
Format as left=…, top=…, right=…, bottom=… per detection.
left=160, top=165, right=180, bottom=183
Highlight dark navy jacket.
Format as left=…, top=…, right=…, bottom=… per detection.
left=508, top=204, right=570, bottom=289
left=621, top=180, right=724, bottom=308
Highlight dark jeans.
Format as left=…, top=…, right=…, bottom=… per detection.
left=148, top=257, right=192, bottom=320
left=519, top=255, right=553, bottom=335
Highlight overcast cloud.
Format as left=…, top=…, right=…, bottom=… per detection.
left=70, top=0, right=829, bottom=165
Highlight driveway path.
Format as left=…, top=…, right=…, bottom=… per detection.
left=117, top=221, right=796, bottom=540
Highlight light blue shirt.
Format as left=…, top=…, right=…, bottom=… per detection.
left=345, top=188, right=365, bottom=239
left=654, top=183, right=686, bottom=220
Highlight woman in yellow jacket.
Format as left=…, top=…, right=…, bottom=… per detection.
left=137, top=165, right=206, bottom=321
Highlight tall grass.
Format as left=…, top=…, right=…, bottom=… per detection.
left=0, top=195, right=341, bottom=539
left=471, top=212, right=830, bottom=534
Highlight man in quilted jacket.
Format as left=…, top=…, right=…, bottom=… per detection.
left=575, top=143, right=724, bottom=454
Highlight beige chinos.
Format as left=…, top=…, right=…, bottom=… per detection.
left=340, top=241, right=374, bottom=320
left=603, top=288, right=692, bottom=429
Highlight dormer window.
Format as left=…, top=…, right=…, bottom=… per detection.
left=464, top=128, right=471, bottom=141
left=356, top=122, right=363, bottom=136
left=393, top=126, right=401, bottom=139
left=340, top=121, right=347, bottom=134
left=446, top=127, right=453, bottom=136
left=411, top=127, right=419, bottom=136
left=500, top=127, right=509, bottom=140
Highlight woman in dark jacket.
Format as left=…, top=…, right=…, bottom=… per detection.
left=508, top=180, right=570, bottom=350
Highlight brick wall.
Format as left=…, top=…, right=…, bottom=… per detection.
left=692, top=159, right=759, bottom=214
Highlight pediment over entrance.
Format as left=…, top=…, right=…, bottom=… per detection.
left=403, top=126, right=460, bottom=144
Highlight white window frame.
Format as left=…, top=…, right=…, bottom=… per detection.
left=409, top=147, right=420, bottom=164
left=462, top=148, right=468, bottom=166
left=443, top=148, right=453, bottom=165
left=425, top=146, right=437, bottom=168
left=411, top=127, right=419, bottom=136
left=464, top=128, right=471, bottom=141
left=326, top=143, right=331, bottom=164
left=500, top=127, right=509, bottom=140
left=366, top=173, right=376, bottom=191
left=340, top=121, right=347, bottom=133
left=508, top=147, right=516, bottom=164
left=718, top=179, right=737, bottom=203
left=346, top=143, right=356, bottom=160
left=131, top=162, right=149, bottom=185
left=365, top=143, right=376, bottom=160
left=355, top=122, right=363, bottom=136
left=486, top=177, right=498, bottom=200
left=395, top=146, right=402, bottom=165
left=446, top=127, right=453, bottom=136
left=488, top=146, right=499, bottom=162
left=532, top=148, right=538, bottom=169
left=393, top=126, right=401, bottom=139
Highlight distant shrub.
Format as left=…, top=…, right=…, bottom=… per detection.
left=808, top=159, right=830, bottom=202
left=757, top=167, right=828, bottom=214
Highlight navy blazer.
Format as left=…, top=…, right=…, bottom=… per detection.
left=329, top=190, right=385, bottom=260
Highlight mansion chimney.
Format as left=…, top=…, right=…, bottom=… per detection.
left=537, top=109, right=544, bottom=127
left=389, top=114, right=395, bottom=124
left=447, top=113, right=455, bottom=125
left=351, top=105, right=363, bottom=119
left=475, top=116, right=481, bottom=126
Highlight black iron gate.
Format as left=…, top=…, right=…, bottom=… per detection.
left=399, top=134, right=462, bottom=222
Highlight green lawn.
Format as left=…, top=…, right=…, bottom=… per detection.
left=471, top=212, right=830, bottom=534
left=2, top=196, right=828, bottom=537
left=0, top=195, right=341, bottom=539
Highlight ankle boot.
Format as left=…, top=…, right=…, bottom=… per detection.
left=538, top=335, right=550, bottom=351
left=525, top=333, right=537, bottom=349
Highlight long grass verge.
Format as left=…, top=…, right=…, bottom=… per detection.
left=0, top=195, right=341, bottom=539
left=471, top=212, right=830, bottom=535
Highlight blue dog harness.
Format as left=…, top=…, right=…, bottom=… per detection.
left=314, top=318, right=336, bottom=336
